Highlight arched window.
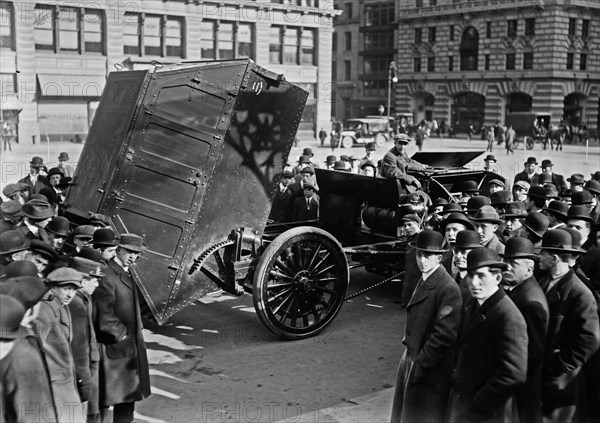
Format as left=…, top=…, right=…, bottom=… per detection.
left=460, top=26, right=479, bottom=71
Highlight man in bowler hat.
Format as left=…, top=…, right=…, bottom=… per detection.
left=538, top=230, right=600, bottom=423
left=514, top=157, right=539, bottom=186
left=92, top=233, right=151, bottom=422
left=500, top=237, right=549, bottom=423
left=391, top=230, right=461, bottom=423
left=18, top=156, right=49, bottom=194
left=447, top=247, right=528, bottom=423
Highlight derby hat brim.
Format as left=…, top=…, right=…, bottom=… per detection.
left=500, top=252, right=540, bottom=261
left=408, top=242, right=449, bottom=253
left=465, top=260, right=508, bottom=271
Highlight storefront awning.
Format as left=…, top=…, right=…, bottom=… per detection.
left=0, top=94, right=23, bottom=111
left=37, top=74, right=106, bottom=99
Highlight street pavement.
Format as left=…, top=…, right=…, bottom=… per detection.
left=1, top=135, right=598, bottom=422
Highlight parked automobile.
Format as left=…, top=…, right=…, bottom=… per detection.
left=339, top=117, right=390, bottom=148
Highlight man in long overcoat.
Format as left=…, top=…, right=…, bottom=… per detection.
left=500, top=237, right=549, bottom=423
left=92, top=234, right=151, bottom=423
left=538, top=229, right=600, bottom=422
left=391, top=230, right=461, bottom=423
left=447, top=248, right=528, bottom=423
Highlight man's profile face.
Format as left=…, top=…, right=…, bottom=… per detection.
left=453, top=247, right=472, bottom=270
left=539, top=250, right=554, bottom=271
left=99, top=246, right=117, bottom=262
left=300, top=173, right=312, bottom=184
left=402, top=220, right=420, bottom=236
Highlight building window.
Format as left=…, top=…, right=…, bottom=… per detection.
left=344, top=60, right=351, bottom=80
left=414, top=28, right=422, bottom=44
left=363, top=80, right=386, bottom=97
left=165, top=17, right=184, bottom=57
left=269, top=26, right=281, bottom=63
left=580, top=53, right=587, bottom=70
left=427, top=56, right=435, bottom=72
left=566, top=52, right=574, bottom=69
left=365, top=3, right=395, bottom=26
left=283, top=27, right=299, bottom=64
left=413, top=57, right=421, bottom=72
left=507, top=20, right=517, bottom=37
left=582, top=20, right=589, bottom=38
left=301, top=28, right=315, bottom=65
left=344, top=2, right=353, bottom=19
left=486, top=22, right=491, bottom=38
left=416, top=0, right=423, bottom=7
left=34, top=5, right=56, bottom=51
left=238, top=23, right=253, bottom=58
left=449, top=25, right=454, bottom=41
left=525, top=18, right=535, bottom=36
left=332, top=32, right=337, bottom=52
left=523, top=52, right=533, bottom=69
left=460, top=26, right=479, bottom=71
left=0, top=2, right=15, bottom=50
left=123, top=13, right=141, bottom=55
left=568, top=18, right=576, bottom=36
left=332, top=61, right=337, bottom=80
left=345, top=32, right=351, bottom=50
left=218, top=22, right=234, bottom=59
left=34, top=5, right=105, bottom=54
left=364, top=32, right=394, bottom=50
left=428, top=27, right=436, bottom=43
left=430, top=0, right=437, bottom=5
left=143, top=15, right=161, bottom=56
left=364, top=56, right=393, bottom=74
left=506, top=53, right=516, bottom=70
left=448, top=55, right=454, bottom=71
left=485, top=54, right=490, bottom=70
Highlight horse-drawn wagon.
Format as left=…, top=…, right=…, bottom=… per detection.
left=64, top=59, right=504, bottom=340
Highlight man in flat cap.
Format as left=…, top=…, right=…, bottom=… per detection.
left=0, top=294, right=57, bottom=423
left=538, top=230, right=600, bottom=423
left=447, top=247, right=528, bottom=423
left=69, top=257, right=106, bottom=423
left=0, top=200, right=22, bottom=233
left=391, top=230, right=461, bottom=423
left=501, top=237, right=549, bottom=423
left=92, top=233, right=151, bottom=422
left=382, top=134, right=428, bottom=192
left=34, top=268, right=85, bottom=422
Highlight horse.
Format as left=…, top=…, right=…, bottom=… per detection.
left=544, top=127, right=566, bottom=151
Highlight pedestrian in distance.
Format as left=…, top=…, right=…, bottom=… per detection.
left=486, top=126, right=495, bottom=152
left=318, top=127, right=327, bottom=148
left=505, top=124, right=515, bottom=154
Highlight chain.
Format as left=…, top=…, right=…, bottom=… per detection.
left=344, top=272, right=404, bottom=301
left=342, top=248, right=405, bottom=255
left=188, top=239, right=235, bottom=275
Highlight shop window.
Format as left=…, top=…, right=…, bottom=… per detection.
left=123, top=13, right=141, bottom=55
left=124, top=13, right=184, bottom=58
left=364, top=32, right=394, bottom=50
left=525, top=18, right=535, bottom=36
left=34, top=5, right=105, bottom=54
left=523, top=52, right=534, bottom=69
left=566, top=52, right=574, bottom=69
left=269, top=26, right=282, bottom=63
left=283, top=27, right=299, bottom=64
left=143, top=15, right=161, bottom=56
left=0, top=1, right=15, bottom=50
left=506, top=53, right=516, bottom=70
left=238, top=23, right=253, bottom=58
left=365, top=3, right=395, bottom=26
left=201, top=20, right=216, bottom=59
left=165, top=17, right=183, bottom=58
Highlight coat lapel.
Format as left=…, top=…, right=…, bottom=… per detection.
left=407, top=267, right=441, bottom=308
left=459, top=301, right=486, bottom=342
left=110, top=260, right=134, bottom=291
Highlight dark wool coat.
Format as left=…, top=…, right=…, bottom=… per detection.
left=391, top=265, right=462, bottom=423
left=92, top=260, right=151, bottom=406
left=17, top=175, right=48, bottom=194
left=505, top=276, right=550, bottom=423
left=381, top=147, right=426, bottom=183
left=447, top=290, right=528, bottom=423
left=12, top=222, right=49, bottom=243
left=1, top=336, right=57, bottom=423
left=291, top=195, right=319, bottom=221
left=68, top=291, right=100, bottom=415
left=268, top=184, right=297, bottom=223
left=35, top=296, right=85, bottom=423
left=539, top=269, right=600, bottom=412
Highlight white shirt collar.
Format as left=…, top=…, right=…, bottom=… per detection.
left=113, top=256, right=129, bottom=272
left=24, top=219, right=39, bottom=236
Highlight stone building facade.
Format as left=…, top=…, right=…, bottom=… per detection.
left=394, top=0, right=600, bottom=132
left=0, top=0, right=336, bottom=145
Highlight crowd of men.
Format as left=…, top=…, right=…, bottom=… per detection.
left=1, top=155, right=151, bottom=422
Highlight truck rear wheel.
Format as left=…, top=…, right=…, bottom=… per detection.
left=341, top=136, right=353, bottom=149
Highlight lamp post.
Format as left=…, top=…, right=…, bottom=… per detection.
left=387, top=61, right=398, bottom=122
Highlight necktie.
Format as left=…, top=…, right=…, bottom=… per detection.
left=306, top=199, right=310, bottom=209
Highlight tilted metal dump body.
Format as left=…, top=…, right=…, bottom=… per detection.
left=65, top=59, right=308, bottom=324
